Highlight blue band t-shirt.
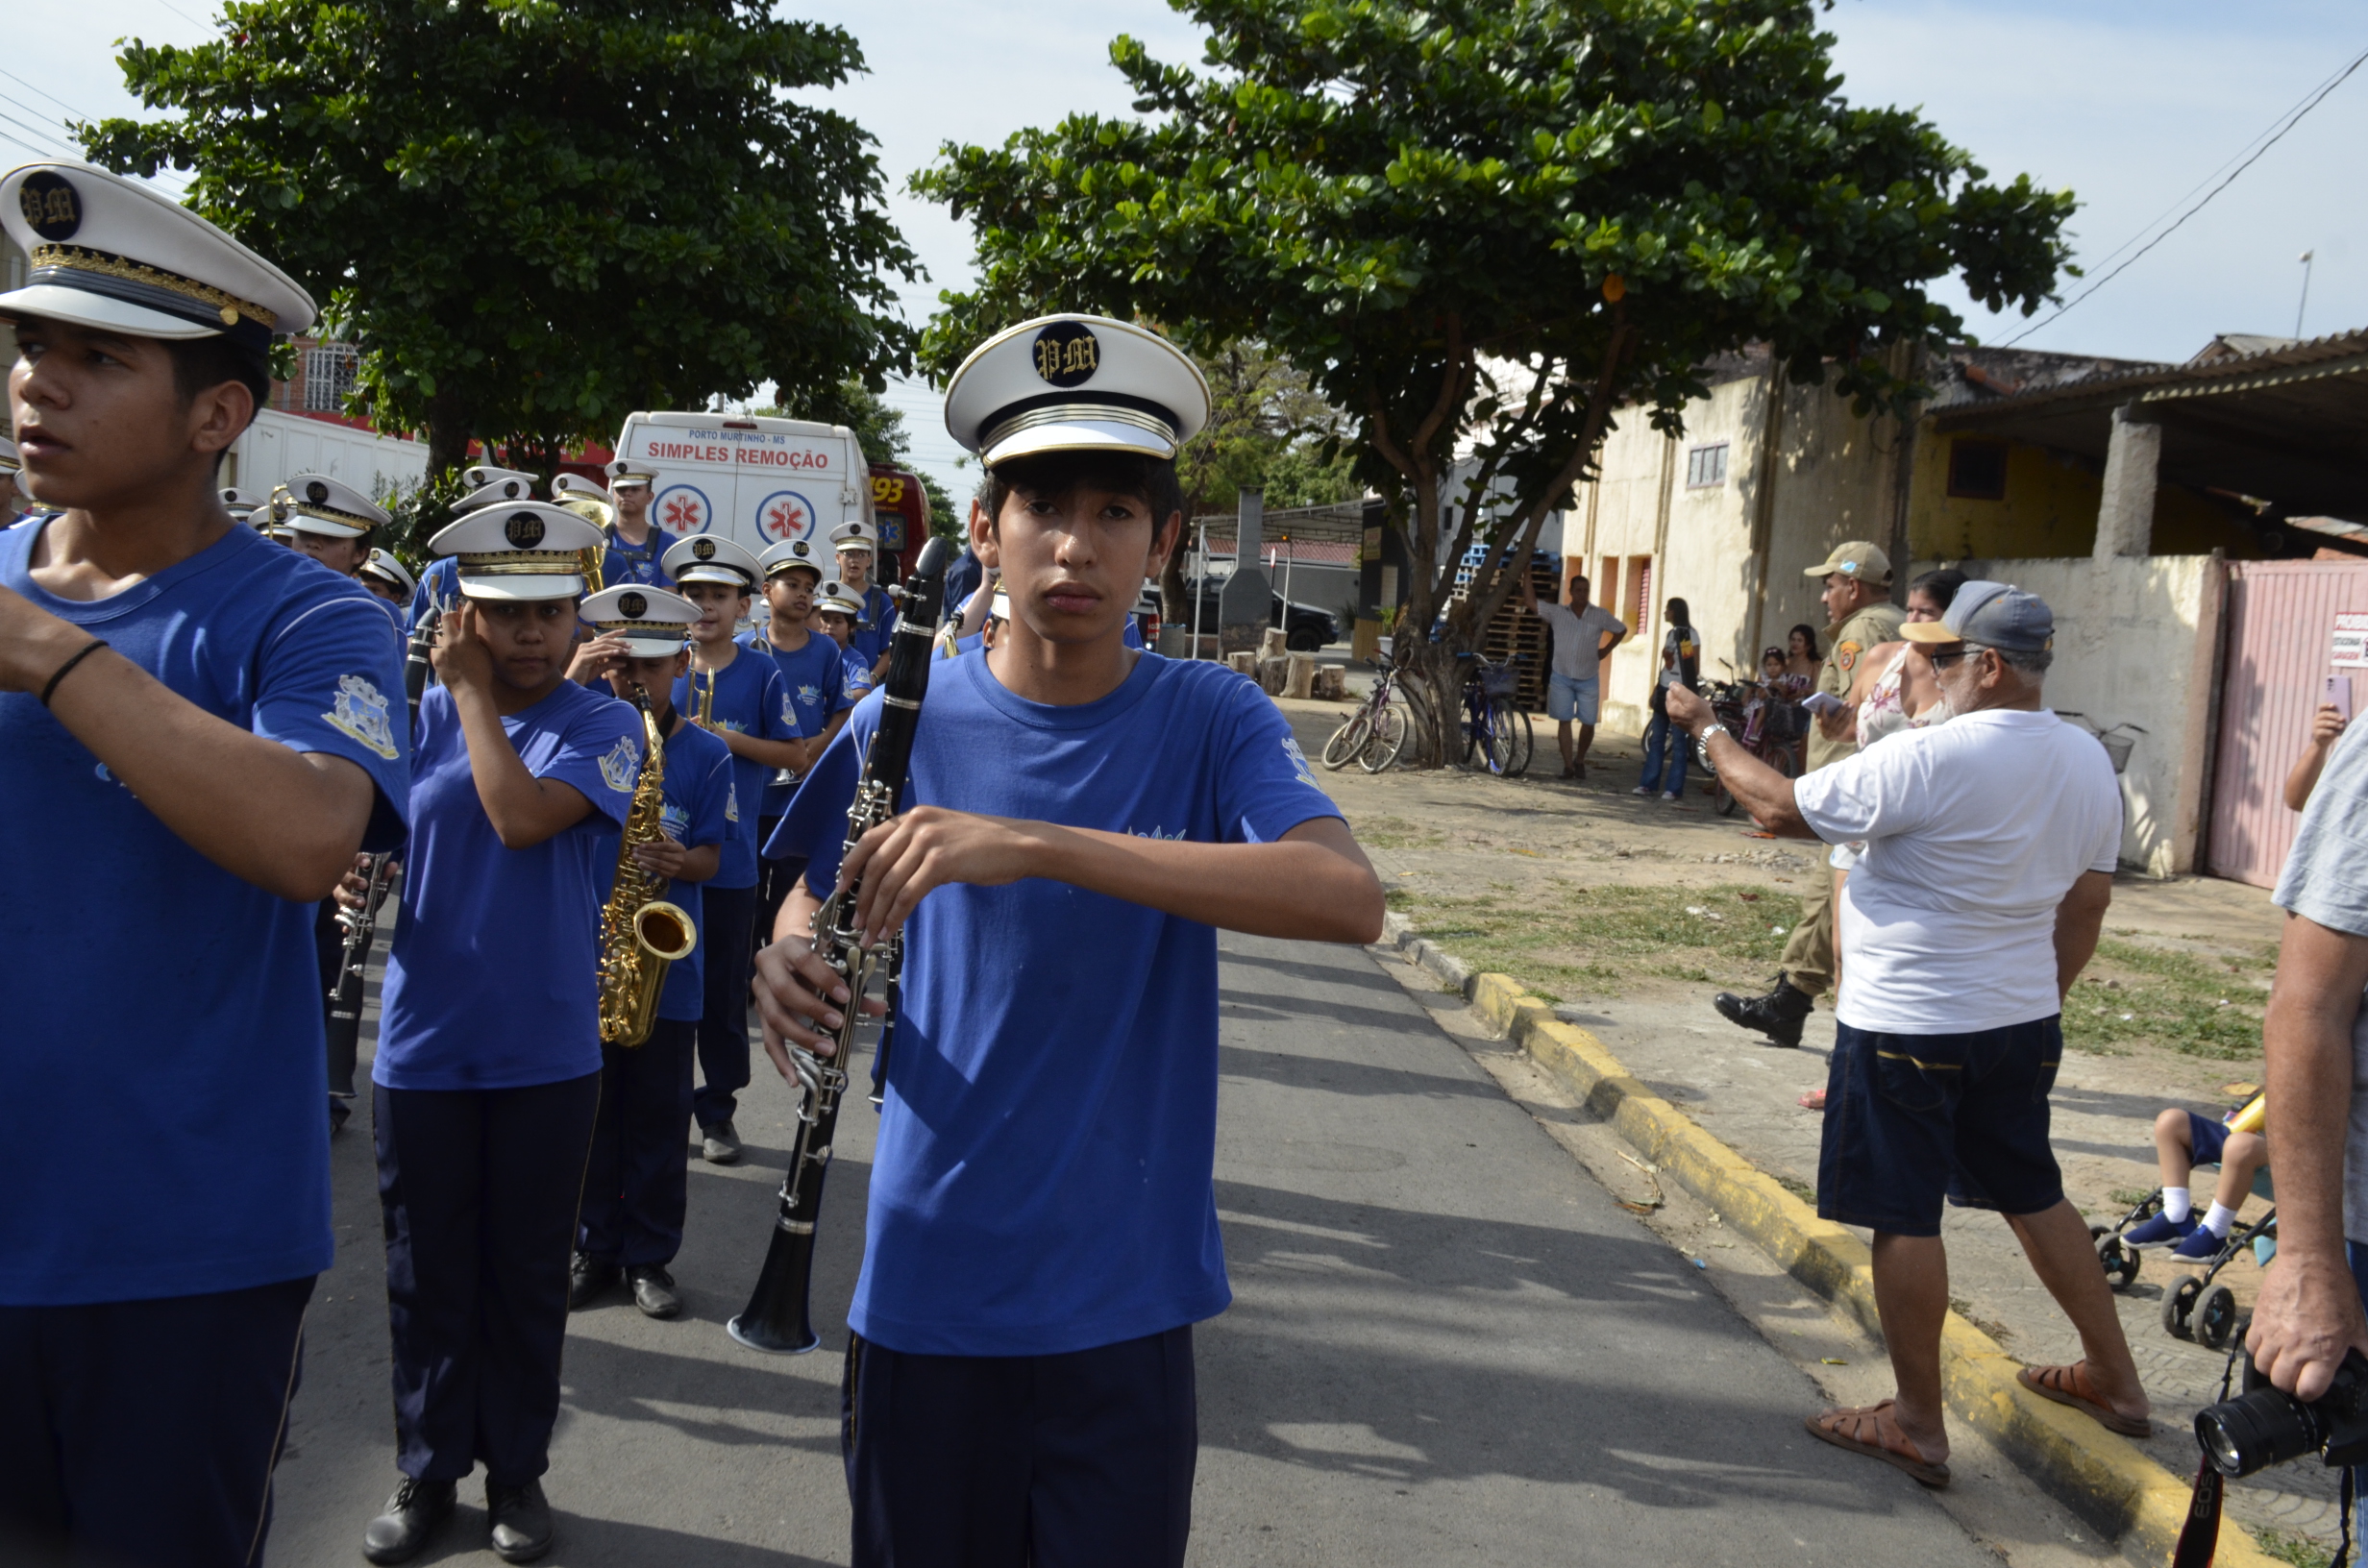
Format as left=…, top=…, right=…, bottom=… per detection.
left=595, top=715, right=734, bottom=1021
left=602, top=523, right=678, bottom=590
left=847, top=581, right=899, bottom=665
left=739, top=626, right=851, bottom=817
left=675, top=646, right=797, bottom=888
left=770, top=652, right=1343, bottom=1357
left=377, top=679, right=642, bottom=1090
left=841, top=643, right=877, bottom=701
left=0, top=522, right=411, bottom=1305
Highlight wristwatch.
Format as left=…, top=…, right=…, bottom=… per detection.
left=1696, top=722, right=1730, bottom=744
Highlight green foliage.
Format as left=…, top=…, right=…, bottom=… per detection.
left=916, top=0, right=2074, bottom=658
left=2254, top=1528, right=2334, bottom=1568
left=1175, top=341, right=1358, bottom=519
left=1393, top=883, right=1794, bottom=1003
left=83, top=0, right=917, bottom=474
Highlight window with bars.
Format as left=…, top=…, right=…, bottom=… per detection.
left=1685, top=441, right=1729, bottom=488
left=303, top=344, right=359, bottom=412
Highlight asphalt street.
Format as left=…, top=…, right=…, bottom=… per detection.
left=269, top=930, right=2000, bottom=1565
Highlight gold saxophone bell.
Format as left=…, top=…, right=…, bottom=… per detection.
left=596, top=685, right=696, bottom=1046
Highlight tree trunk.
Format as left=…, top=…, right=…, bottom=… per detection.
left=425, top=389, right=474, bottom=479
left=1160, top=519, right=1196, bottom=648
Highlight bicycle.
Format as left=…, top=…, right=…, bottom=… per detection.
left=1321, top=659, right=1409, bottom=773
left=1457, top=654, right=1535, bottom=778
left=1697, top=676, right=1800, bottom=815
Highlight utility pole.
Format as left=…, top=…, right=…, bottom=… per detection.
left=2298, top=250, right=2316, bottom=338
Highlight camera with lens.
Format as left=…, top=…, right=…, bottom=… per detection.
left=2196, top=1348, right=2368, bottom=1479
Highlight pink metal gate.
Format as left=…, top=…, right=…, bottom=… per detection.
left=2208, top=558, right=2368, bottom=887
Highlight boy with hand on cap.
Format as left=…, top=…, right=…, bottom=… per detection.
left=0, top=160, right=411, bottom=1567
left=360, top=547, right=418, bottom=608
left=818, top=578, right=882, bottom=695
left=755, top=314, right=1384, bottom=1568
left=361, top=499, right=642, bottom=1564
left=744, top=536, right=854, bottom=949
left=564, top=585, right=733, bottom=1320
left=661, top=531, right=802, bottom=1165
left=601, top=458, right=676, bottom=587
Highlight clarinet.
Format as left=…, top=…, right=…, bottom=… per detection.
left=728, top=536, right=952, bottom=1356
left=328, top=605, right=440, bottom=1104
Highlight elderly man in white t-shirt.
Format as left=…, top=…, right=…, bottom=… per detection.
left=1519, top=571, right=1627, bottom=780
left=1665, top=581, right=2144, bottom=1489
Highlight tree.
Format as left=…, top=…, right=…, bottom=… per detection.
left=916, top=0, right=2073, bottom=753
left=760, top=380, right=960, bottom=537
left=83, top=0, right=917, bottom=479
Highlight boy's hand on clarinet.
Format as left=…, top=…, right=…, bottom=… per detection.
left=838, top=805, right=1041, bottom=947
left=751, top=933, right=884, bottom=1073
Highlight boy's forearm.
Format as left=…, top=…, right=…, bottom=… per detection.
left=1027, top=818, right=1384, bottom=943
left=454, top=687, right=584, bottom=847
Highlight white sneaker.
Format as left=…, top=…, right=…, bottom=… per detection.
left=1660, top=791, right=1681, bottom=801
left=1631, top=785, right=1651, bottom=796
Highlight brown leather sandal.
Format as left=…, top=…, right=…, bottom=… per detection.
left=2017, top=1361, right=2151, bottom=1437
left=1803, top=1401, right=1951, bottom=1488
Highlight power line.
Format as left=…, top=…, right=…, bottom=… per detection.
left=2000, top=42, right=2368, bottom=348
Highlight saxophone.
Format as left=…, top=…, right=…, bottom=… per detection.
left=597, top=685, right=697, bottom=1047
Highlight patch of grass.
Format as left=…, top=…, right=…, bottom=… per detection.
left=1393, top=883, right=1793, bottom=999
left=1775, top=1175, right=1815, bottom=1205
left=2255, top=1528, right=2334, bottom=1568
left=2109, top=1188, right=2156, bottom=1210
left=1352, top=814, right=1448, bottom=851
left=2062, top=938, right=2275, bottom=1061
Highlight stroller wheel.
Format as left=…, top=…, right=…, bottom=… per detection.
left=2194, top=1284, right=2241, bottom=1352
left=2095, top=1234, right=2140, bottom=1292
left=2163, top=1275, right=2204, bottom=1340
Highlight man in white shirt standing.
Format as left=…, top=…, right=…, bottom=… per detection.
left=1665, top=581, right=2145, bottom=1489
left=1519, top=572, right=1626, bottom=780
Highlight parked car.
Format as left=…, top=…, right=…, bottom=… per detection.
left=1175, top=577, right=1338, bottom=651
left=1133, top=587, right=1162, bottom=648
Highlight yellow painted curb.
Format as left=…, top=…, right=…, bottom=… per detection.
left=1465, top=970, right=2270, bottom=1568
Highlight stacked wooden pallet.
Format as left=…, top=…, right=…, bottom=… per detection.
left=1452, top=548, right=1559, bottom=714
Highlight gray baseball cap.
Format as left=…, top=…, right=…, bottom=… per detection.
left=1901, top=579, right=2054, bottom=653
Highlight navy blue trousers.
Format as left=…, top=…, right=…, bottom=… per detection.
left=843, top=1326, right=1196, bottom=1568
left=579, top=1017, right=696, bottom=1268
left=374, top=1072, right=600, bottom=1484
left=0, top=1275, right=312, bottom=1568
left=694, top=884, right=758, bottom=1129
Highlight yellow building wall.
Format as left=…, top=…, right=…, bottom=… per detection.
left=1909, top=428, right=2262, bottom=563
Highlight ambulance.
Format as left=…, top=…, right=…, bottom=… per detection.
left=609, top=411, right=875, bottom=560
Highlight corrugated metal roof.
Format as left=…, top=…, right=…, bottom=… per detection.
left=1934, top=326, right=2368, bottom=426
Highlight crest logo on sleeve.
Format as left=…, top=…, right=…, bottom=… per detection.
left=598, top=733, right=641, bottom=794
left=1282, top=734, right=1319, bottom=789
left=324, top=674, right=401, bottom=760
left=725, top=782, right=740, bottom=823
left=18, top=173, right=82, bottom=240
left=504, top=511, right=545, bottom=550
left=1031, top=321, right=1100, bottom=388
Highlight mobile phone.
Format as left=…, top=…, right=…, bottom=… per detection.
left=1802, top=691, right=1847, bottom=716
left=2329, top=674, right=2355, bottom=722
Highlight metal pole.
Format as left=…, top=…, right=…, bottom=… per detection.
left=1191, top=524, right=1205, bottom=657
left=2298, top=250, right=2316, bottom=338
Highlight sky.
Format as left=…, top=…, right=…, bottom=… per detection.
left=10, top=0, right=2364, bottom=502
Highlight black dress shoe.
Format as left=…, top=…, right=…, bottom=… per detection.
left=568, top=1252, right=619, bottom=1311
left=361, top=1475, right=455, bottom=1564
left=628, top=1264, right=681, bottom=1319
left=1712, top=973, right=1815, bottom=1048
left=487, top=1477, right=555, bottom=1562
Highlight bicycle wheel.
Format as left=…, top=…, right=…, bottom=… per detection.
left=1507, top=710, right=1535, bottom=777
left=1321, top=710, right=1371, bottom=771
left=1360, top=702, right=1405, bottom=772
left=1486, top=702, right=1518, bottom=775
left=1458, top=690, right=1486, bottom=770
left=1764, top=742, right=1799, bottom=780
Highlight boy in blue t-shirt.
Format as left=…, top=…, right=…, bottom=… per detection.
left=0, top=161, right=411, bottom=1568
left=744, top=538, right=855, bottom=946
left=820, top=578, right=888, bottom=690
left=566, top=586, right=732, bottom=1321
left=661, top=532, right=802, bottom=1165
left=756, top=314, right=1383, bottom=1568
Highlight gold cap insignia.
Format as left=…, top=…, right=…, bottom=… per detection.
left=693, top=538, right=717, bottom=560
left=619, top=591, right=648, bottom=619
left=504, top=511, right=546, bottom=550
left=1031, top=321, right=1100, bottom=388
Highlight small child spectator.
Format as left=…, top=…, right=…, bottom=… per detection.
left=2121, top=1102, right=2267, bottom=1262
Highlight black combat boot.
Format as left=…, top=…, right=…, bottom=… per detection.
left=487, top=1477, right=555, bottom=1563
left=1712, top=973, right=1815, bottom=1048
left=362, top=1476, right=456, bottom=1564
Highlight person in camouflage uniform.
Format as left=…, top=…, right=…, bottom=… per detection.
left=1713, top=541, right=1904, bottom=1047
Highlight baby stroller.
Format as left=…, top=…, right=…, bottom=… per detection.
left=2089, top=1094, right=2273, bottom=1352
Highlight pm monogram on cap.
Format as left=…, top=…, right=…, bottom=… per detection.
left=18, top=172, right=80, bottom=240
left=1032, top=321, right=1100, bottom=388
left=619, top=591, right=648, bottom=619
left=693, top=538, right=717, bottom=560
left=504, top=510, right=546, bottom=550
left=306, top=479, right=330, bottom=504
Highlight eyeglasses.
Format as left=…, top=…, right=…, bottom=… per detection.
left=1926, top=644, right=1993, bottom=671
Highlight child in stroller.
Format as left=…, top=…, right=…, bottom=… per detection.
left=2121, top=1096, right=2267, bottom=1262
